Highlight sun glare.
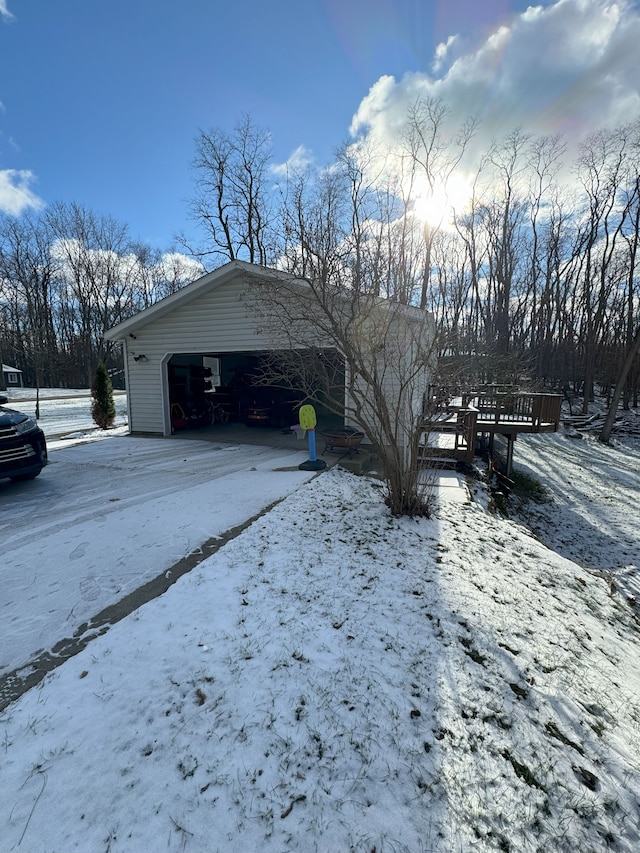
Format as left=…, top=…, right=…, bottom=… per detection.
left=408, top=174, right=473, bottom=230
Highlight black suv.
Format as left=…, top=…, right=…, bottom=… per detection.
left=0, top=395, right=48, bottom=481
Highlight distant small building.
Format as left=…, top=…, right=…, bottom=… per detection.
left=2, top=364, right=23, bottom=388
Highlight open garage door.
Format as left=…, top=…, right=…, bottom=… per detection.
left=167, top=350, right=344, bottom=434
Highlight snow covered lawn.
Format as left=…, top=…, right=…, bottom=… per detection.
left=509, top=431, right=640, bottom=605
left=3, top=388, right=128, bottom=438
left=0, top=426, right=639, bottom=852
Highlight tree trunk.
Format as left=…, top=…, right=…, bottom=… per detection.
left=599, top=325, right=640, bottom=444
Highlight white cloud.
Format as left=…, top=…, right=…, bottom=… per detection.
left=350, top=0, right=640, bottom=162
left=0, top=1, right=13, bottom=21
left=0, top=169, right=45, bottom=216
left=271, top=145, right=315, bottom=178
left=152, top=251, right=204, bottom=283
left=432, top=35, right=459, bottom=74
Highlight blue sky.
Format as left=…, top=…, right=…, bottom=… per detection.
left=1, top=0, right=640, bottom=250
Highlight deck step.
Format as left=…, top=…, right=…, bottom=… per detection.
left=419, top=455, right=458, bottom=470
left=333, top=451, right=379, bottom=476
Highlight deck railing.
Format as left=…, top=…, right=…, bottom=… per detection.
left=420, top=392, right=563, bottom=469
left=473, top=393, right=562, bottom=429
left=530, top=393, right=563, bottom=428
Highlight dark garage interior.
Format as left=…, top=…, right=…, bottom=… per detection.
left=167, top=350, right=344, bottom=434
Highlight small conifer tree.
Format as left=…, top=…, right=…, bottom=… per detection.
left=91, top=361, right=116, bottom=429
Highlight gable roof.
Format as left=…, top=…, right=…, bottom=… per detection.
left=105, top=258, right=429, bottom=341
left=105, top=260, right=278, bottom=340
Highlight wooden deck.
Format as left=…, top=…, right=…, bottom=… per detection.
left=420, top=392, right=563, bottom=475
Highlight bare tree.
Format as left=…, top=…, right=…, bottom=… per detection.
left=599, top=325, right=640, bottom=443
left=0, top=212, right=60, bottom=389
left=253, top=162, right=437, bottom=517
left=523, top=135, right=567, bottom=375
left=403, top=97, right=477, bottom=310
left=252, top=275, right=436, bottom=518
left=187, top=114, right=276, bottom=267
left=619, top=157, right=640, bottom=409
left=572, top=126, right=635, bottom=412
left=0, top=201, right=201, bottom=388
left=46, top=202, right=140, bottom=385
left=599, top=134, right=640, bottom=441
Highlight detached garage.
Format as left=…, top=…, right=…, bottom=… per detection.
left=105, top=260, right=433, bottom=445
left=105, top=261, right=344, bottom=437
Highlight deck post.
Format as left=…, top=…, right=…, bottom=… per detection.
left=505, top=434, right=515, bottom=478
left=464, top=409, right=477, bottom=464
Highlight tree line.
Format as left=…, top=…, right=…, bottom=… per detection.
left=184, top=110, right=640, bottom=417
left=2, top=107, right=639, bottom=417
left=0, top=202, right=201, bottom=389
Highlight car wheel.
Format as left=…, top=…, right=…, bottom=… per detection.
left=10, top=469, right=41, bottom=482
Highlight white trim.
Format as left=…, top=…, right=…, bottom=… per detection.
left=161, top=354, right=172, bottom=437
left=122, top=339, right=133, bottom=431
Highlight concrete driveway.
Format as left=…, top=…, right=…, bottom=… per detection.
left=0, top=435, right=315, bottom=701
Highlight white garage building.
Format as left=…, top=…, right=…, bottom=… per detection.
left=105, top=260, right=434, bottom=444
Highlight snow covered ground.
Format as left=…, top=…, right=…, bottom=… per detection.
left=3, top=387, right=128, bottom=439
left=0, top=396, right=639, bottom=852
left=1, top=389, right=324, bottom=681
left=506, top=430, right=640, bottom=607
left=0, top=437, right=322, bottom=682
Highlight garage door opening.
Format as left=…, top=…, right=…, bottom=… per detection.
left=167, top=350, right=344, bottom=434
